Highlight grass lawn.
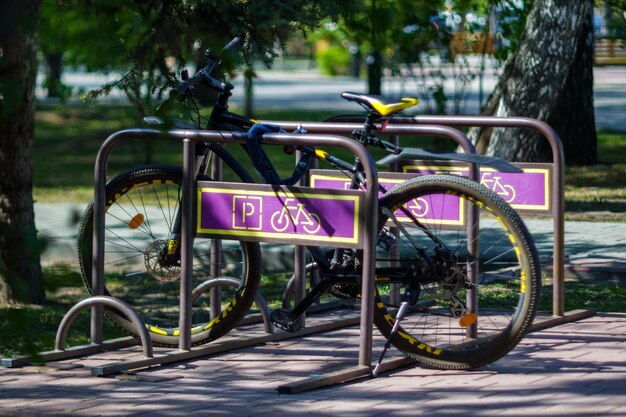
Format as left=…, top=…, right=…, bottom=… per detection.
left=0, top=264, right=125, bottom=358
left=564, top=163, right=626, bottom=222
left=32, top=103, right=626, bottom=223
left=1, top=102, right=623, bottom=359
left=32, top=104, right=345, bottom=202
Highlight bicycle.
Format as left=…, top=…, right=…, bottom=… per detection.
left=77, top=38, right=541, bottom=369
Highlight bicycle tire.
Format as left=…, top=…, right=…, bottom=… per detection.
left=372, top=174, right=541, bottom=369
left=77, top=164, right=262, bottom=347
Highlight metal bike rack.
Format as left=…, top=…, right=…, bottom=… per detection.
left=3, top=128, right=383, bottom=392
left=1, top=115, right=589, bottom=389
left=97, top=129, right=379, bottom=387
left=260, top=121, right=487, bottom=383
left=1, top=296, right=152, bottom=367
left=268, top=117, right=595, bottom=372
left=385, top=115, right=595, bottom=327
left=55, top=296, right=153, bottom=358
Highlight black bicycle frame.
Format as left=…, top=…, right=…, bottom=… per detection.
left=164, top=86, right=423, bottom=319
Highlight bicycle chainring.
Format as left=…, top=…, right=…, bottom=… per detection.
left=327, top=250, right=361, bottom=299
left=328, top=283, right=361, bottom=299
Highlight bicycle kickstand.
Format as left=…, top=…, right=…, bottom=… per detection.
left=372, top=301, right=409, bottom=377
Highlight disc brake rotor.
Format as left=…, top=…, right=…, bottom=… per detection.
left=144, top=240, right=181, bottom=282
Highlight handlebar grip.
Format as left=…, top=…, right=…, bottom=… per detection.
left=201, top=73, right=227, bottom=92
left=222, top=37, right=241, bottom=52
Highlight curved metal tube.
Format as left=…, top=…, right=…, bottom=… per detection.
left=262, top=121, right=476, bottom=152
left=55, top=295, right=153, bottom=358
left=260, top=120, right=478, bottom=182
left=192, top=278, right=274, bottom=334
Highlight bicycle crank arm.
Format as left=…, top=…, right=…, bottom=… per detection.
left=289, top=273, right=345, bottom=318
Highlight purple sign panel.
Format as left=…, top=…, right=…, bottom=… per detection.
left=399, top=161, right=552, bottom=213
left=309, top=170, right=465, bottom=228
left=197, top=182, right=364, bottom=248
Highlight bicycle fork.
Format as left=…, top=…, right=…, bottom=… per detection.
left=157, top=145, right=212, bottom=269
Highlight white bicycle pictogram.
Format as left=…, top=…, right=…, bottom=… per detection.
left=480, top=172, right=516, bottom=203
left=270, top=198, right=321, bottom=234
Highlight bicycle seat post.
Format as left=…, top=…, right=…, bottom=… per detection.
left=363, top=112, right=379, bottom=136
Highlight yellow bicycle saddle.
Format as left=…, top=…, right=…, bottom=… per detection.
left=341, top=91, right=419, bottom=116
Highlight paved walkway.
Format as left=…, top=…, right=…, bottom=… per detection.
left=0, top=311, right=625, bottom=416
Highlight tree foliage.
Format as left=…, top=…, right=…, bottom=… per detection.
left=39, top=1, right=128, bottom=71
left=41, top=0, right=362, bottom=112
left=313, top=0, right=534, bottom=100
left=41, top=1, right=539, bottom=111
left=600, top=0, right=626, bottom=37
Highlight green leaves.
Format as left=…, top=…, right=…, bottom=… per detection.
left=40, top=0, right=364, bottom=114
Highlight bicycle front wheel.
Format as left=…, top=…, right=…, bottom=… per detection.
left=77, top=165, right=262, bottom=347
left=373, top=174, right=541, bottom=369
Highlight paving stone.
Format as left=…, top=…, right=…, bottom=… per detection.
left=1, top=312, right=626, bottom=416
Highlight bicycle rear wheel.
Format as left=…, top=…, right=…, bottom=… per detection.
left=373, top=174, right=541, bottom=369
left=77, top=165, right=261, bottom=347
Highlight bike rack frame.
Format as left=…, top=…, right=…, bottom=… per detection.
left=395, top=115, right=595, bottom=324
left=3, top=128, right=383, bottom=391
left=2, top=122, right=486, bottom=392
left=272, top=117, right=595, bottom=330
left=265, top=122, right=489, bottom=392
left=1, top=115, right=593, bottom=390
left=92, top=129, right=379, bottom=387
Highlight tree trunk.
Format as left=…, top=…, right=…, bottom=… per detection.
left=0, top=0, right=46, bottom=305
left=244, top=63, right=254, bottom=119
left=471, top=0, right=597, bottom=165
left=545, top=3, right=597, bottom=164
left=44, top=52, right=63, bottom=98
left=366, top=50, right=382, bottom=95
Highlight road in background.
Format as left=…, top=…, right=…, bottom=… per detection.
left=37, top=65, right=626, bottom=131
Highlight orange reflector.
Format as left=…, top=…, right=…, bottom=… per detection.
left=459, top=313, right=478, bottom=327
left=128, top=214, right=144, bottom=229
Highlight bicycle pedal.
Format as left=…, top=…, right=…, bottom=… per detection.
left=269, top=308, right=303, bottom=333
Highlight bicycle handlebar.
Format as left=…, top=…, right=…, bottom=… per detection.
left=221, top=37, right=241, bottom=53
left=172, top=37, right=398, bottom=185
left=177, top=37, right=241, bottom=96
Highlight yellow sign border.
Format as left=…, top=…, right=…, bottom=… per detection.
left=309, top=172, right=466, bottom=227
left=197, top=185, right=363, bottom=247
left=400, top=163, right=552, bottom=212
